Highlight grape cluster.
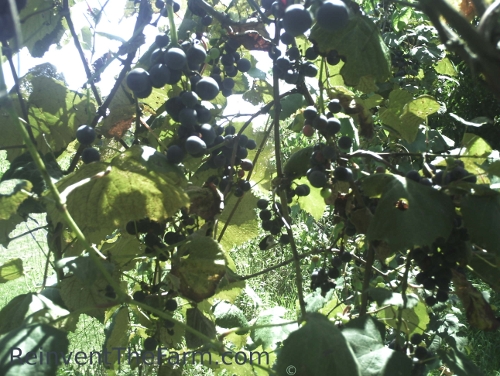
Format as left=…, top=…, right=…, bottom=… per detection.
left=76, top=125, right=100, bottom=164
left=404, top=159, right=477, bottom=187
left=391, top=49, right=420, bottom=78
left=203, top=38, right=252, bottom=98
left=257, top=0, right=349, bottom=84
left=0, top=0, right=27, bottom=41
left=310, top=251, right=352, bottom=296
left=411, top=224, right=468, bottom=306
left=256, top=199, right=290, bottom=247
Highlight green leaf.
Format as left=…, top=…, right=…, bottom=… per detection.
left=272, top=93, right=306, bottom=121
left=362, top=174, right=455, bottom=252
left=341, top=315, right=412, bottom=376
left=47, top=145, right=189, bottom=245
left=218, top=189, right=259, bottom=250
left=310, top=14, right=391, bottom=87
left=185, top=307, right=216, bottom=349
left=0, top=293, right=78, bottom=335
left=468, top=252, right=500, bottom=292
left=0, top=179, right=32, bottom=220
left=434, top=57, right=457, bottom=76
left=295, top=176, right=326, bottom=220
left=283, top=146, right=314, bottom=179
left=0, top=66, right=96, bottom=161
left=171, top=236, right=226, bottom=302
left=103, top=307, right=130, bottom=368
left=251, top=307, right=296, bottom=350
left=59, top=261, right=120, bottom=321
left=461, top=194, right=500, bottom=256
left=242, top=80, right=273, bottom=106
left=437, top=344, right=485, bottom=376
left=0, top=258, right=23, bottom=283
left=80, top=26, right=93, bottom=51
left=95, top=31, right=127, bottom=43
left=366, top=288, right=419, bottom=309
left=0, top=324, right=69, bottom=376
left=213, top=301, right=248, bottom=330
left=377, top=300, right=429, bottom=335
left=9, top=0, right=66, bottom=57
left=0, top=179, right=32, bottom=247
left=275, top=313, right=361, bottom=376
left=405, top=95, right=440, bottom=119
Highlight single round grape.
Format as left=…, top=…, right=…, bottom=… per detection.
left=308, top=170, right=328, bottom=188
left=316, top=0, right=350, bottom=32
left=337, top=136, right=352, bottom=150
left=333, top=166, right=353, bottom=182
left=280, top=32, right=295, bottom=45
left=410, top=333, right=423, bottom=345
left=295, top=184, right=311, bottom=196
left=144, top=337, right=158, bottom=351
left=259, top=209, right=272, bottom=221
left=328, top=99, right=342, bottom=113
left=165, top=298, right=178, bottom=311
left=195, top=77, right=220, bottom=100
left=435, top=289, right=449, bottom=302
left=133, top=290, right=147, bottom=302
left=186, top=43, right=207, bottom=65
left=257, top=198, right=269, bottom=210
left=303, top=106, right=318, bottom=121
left=246, top=139, right=257, bottom=150
left=76, top=125, right=96, bottom=145
left=282, top=5, right=313, bottom=37
left=148, top=64, right=171, bottom=88
left=166, top=145, right=184, bottom=164
left=126, top=68, right=151, bottom=92
left=237, top=58, right=251, bottom=73
left=185, top=136, right=207, bottom=156
left=81, top=147, right=100, bottom=164
left=163, top=47, right=187, bottom=70
left=155, top=33, right=170, bottom=48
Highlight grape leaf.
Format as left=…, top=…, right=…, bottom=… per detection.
left=0, top=179, right=32, bottom=247
left=0, top=258, right=23, bottom=283
left=103, top=307, right=130, bottom=368
left=9, top=0, right=66, bottom=57
left=0, top=293, right=78, bottom=335
left=340, top=314, right=412, bottom=376
left=171, top=237, right=226, bottom=302
left=46, top=146, right=189, bottom=245
left=461, top=194, right=500, bottom=256
left=362, top=174, right=455, bottom=252
left=310, top=14, right=391, bottom=87
left=185, top=307, right=216, bottom=349
left=218, top=189, right=259, bottom=250
left=0, top=324, right=69, bottom=376
left=251, top=307, right=296, bottom=350
left=274, top=313, right=361, bottom=376
left=0, top=65, right=96, bottom=161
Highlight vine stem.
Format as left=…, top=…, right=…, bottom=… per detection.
left=216, top=89, right=297, bottom=243
left=62, top=0, right=102, bottom=107
left=2, top=108, right=124, bottom=302
left=271, top=22, right=307, bottom=321
left=359, top=243, right=375, bottom=316
left=395, top=251, right=412, bottom=350
left=167, top=1, right=178, bottom=46
left=239, top=247, right=333, bottom=281
left=2, top=42, right=37, bottom=146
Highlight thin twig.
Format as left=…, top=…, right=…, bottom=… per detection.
left=359, top=243, right=375, bottom=316
left=62, top=0, right=102, bottom=107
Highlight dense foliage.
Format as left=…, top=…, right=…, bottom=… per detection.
left=1, top=0, right=500, bottom=375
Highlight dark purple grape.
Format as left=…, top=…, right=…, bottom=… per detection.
left=282, top=5, right=312, bottom=37
left=185, top=136, right=207, bottom=155
left=337, top=136, right=352, bottom=150
left=126, top=68, right=151, bottom=92
left=76, top=125, right=96, bottom=145
left=167, top=145, right=184, bottom=164
left=81, top=147, right=100, bottom=164
left=163, top=47, right=187, bottom=70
